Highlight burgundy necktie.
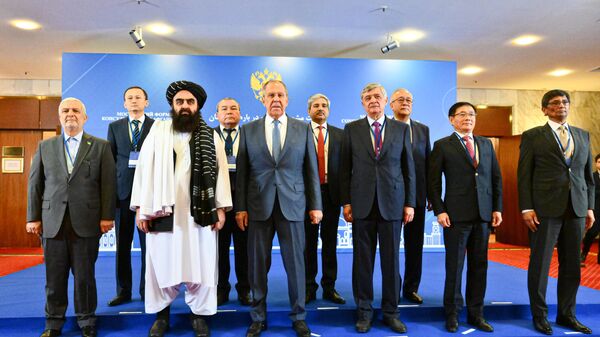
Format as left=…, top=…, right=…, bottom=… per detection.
left=317, top=126, right=326, bottom=184
left=463, top=135, right=478, bottom=167
left=373, top=121, right=382, bottom=157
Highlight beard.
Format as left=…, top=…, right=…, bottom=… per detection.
left=171, top=107, right=201, bottom=133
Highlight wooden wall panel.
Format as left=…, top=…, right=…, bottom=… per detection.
left=495, top=135, right=529, bottom=246
left=0, top=130, right=43, bottom=247
left=40, top=98, right=61, bottom=130
left=0, top=98, right=39, bottom=129
left=474, top=106, right=512, bottom=137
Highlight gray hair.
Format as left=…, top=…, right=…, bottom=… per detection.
left=307, top=93, right=330, bottom=111
left=59, top=97, right=87, bottom=117
left=361, top=83, right=387, bottom=100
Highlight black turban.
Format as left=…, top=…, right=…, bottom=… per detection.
left=166, top=80, right=207, bottom=109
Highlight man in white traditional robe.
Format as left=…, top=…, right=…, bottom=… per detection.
left=131, top=81, right=232, bottom=337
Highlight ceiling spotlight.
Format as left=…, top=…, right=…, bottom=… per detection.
left=511, top=34, right=541, bottom=46
left=459, top=66, right=484, bottom=75
left=381, top=34, right=398, bottom=54
left=548, top=68, right=573, bottom=77
left=10, top=19, right=41, bottom=30
left=129, top=26, right=145, bottom=49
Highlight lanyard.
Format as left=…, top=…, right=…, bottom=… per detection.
left=551, top=126, right=572, bottom=155
left=64, top=138, right=76, bottom=167
left=369, top=118, right=387, bottom=141
left=128, top=117, right=144, bottom=151
left=310, top=125, right=329, bottom=144
left=219, top=128, right=239, bottom=145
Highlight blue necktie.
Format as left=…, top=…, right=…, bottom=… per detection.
left=272, top=120, right=281, bottom=161
left=131, top=120, right=141, bottom=150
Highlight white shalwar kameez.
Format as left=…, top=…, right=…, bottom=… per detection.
left=131, top=120, right=232, bottom=315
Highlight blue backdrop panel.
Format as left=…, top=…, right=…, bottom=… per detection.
left=62, top=53, right=456, bottom=252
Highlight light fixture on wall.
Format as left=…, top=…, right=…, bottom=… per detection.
left=129, top=26, right=145, bottom=49
left=381, top=33, right=398, bottom=54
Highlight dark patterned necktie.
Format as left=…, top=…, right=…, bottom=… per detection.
left=132, top=120, right=141, bottom=150
left=224, top=128, right=234, bottom=156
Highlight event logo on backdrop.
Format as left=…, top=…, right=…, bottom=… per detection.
left=62, top=53, right=456, bottom=252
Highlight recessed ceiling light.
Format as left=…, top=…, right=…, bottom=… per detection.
left=392, top=28, right=426, bottom=43
left=548, top=68, right=573, bottom=77
left=272, top=24, right=304, bottom=39
left=511, top=34, right=541, bottom=46
left=146, top=23, right=174, bottom=36
left=459, top=66, right=484, bottom=75
left=10, top=19, right=41, bottom=30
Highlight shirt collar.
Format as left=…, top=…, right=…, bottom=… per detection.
left=266, top=113, right=287, bottom=126
left=548, top=119, right=569, bottom=132
left=129, top=114, right=145, bottom=124
left=64, top=131, right=84, bottom=142
left=311, top=121, right=327, bottom=130
left=454, top=130, right=473, bottom=140
left=220, top=125, right=239, bottom=133
left=367, top=115, right=386, bottom=127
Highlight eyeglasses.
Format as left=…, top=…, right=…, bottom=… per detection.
left=392, top=97, right=413, bottom=104
left=547, top=99, right=570, bottom=107
left=452, top=112, right=477, bottom=118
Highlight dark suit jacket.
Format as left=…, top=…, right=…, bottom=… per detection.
left=594, top=172, right=600, bottom=212
left=27, top=133, right=116, bottom=238
left=410, top=120, right=431, bottom=208
left=340, top=117, right=416, bottom=221
left=236, top=115, right=322, bottom=221
left=428, top=133, right=502, bottom=223
left=107, top=116, right=154, bottom=200
left=313, top=123, right=343, bottom=206
left=518, top=123, right=594, bottom=217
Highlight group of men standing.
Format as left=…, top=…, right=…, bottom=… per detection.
left=26, top=79, right=595, bottom=337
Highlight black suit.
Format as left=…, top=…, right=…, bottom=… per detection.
left=214, top=126, right=250, bottom=298
left=107, top=116, right=154, bottom=299
left=304, top=123, right=343, bottom=295
left=27, top=133, right=116, bottom=330
left=428, top=133, right=502, bottom=318
left=401, top=120, right=431, bottom=296
left=582, top=172, right=600, bottom=263
left=340, top=117, right=416, bottom=321
left=518, top=123, right=594, bottom=319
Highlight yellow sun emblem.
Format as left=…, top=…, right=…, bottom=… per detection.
left=250, top=69, right=283, bottom=101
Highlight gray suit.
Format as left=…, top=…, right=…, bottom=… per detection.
left=236, top=115, right=322, bottom=322
left=518, top=123, right=594, bottom=319
left=27, top=133, right=116, bottom=330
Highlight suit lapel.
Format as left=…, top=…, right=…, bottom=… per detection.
left=474, top=136, right=487, bottom=166
left=358, top=118, right=376, bottom=160
left=379, top=117, right=396, bottom=158
left=542, top=123, right=568, bottom=166
left=55, top=136, right=69, bottom=175
left=258, top=116, right=275, bottom=164
left=278, top=115, right=295, bottom=162
left=449, top=133, right=474, bottom=167
left=69, top=133, right=92, bottom=180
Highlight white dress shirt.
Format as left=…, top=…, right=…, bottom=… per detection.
left=265, top=113, right=287, bottom=156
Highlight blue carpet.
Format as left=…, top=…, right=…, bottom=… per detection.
left=1, top=251, right=600, bottom=336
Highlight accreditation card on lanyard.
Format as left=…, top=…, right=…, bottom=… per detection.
left=128, top=119, right=143, bottom=168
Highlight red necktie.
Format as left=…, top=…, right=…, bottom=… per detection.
left=317, top=126, right=326, bottom=184
left=463, top=135, right=478, bottom=167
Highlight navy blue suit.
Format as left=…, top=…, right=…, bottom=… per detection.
left=428, top=133, right=502, bottom=318
left=340, top=117, right=416, bottom=321
left=107, top=115, right=154, bottom=299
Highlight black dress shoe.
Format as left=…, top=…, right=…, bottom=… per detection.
left=556, top=316, right=592, bottom=334
left=292, top=320, right=311, bottom=337
left=383, top=317, right=407, bottom=333
left=238, top=292, right=252, bottom=306
left=108, top=294, right=132, bottom=306
left=355, top=318, right=371, bottom=333
left=467, top=317, right=493, bottom=332
left=323, top=289, right=346, bottom=304
left=403, top=291, right=423, bottom=304
left=446, top=315, right=459, bottom=333
left=305, top=291, right=316, bottom=304
left=217, top=292, right=228, bottom=306
left=246, top=321, right=267, bottom=337
left=191, top=315, right=210, bottom=337
left=149, top=319, right=169, bottom=337
left=40, top=329, right=61, bottom=337
left=81, top=326, right=97, bottom=337
left=532, top=317, right=552, bottom=335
